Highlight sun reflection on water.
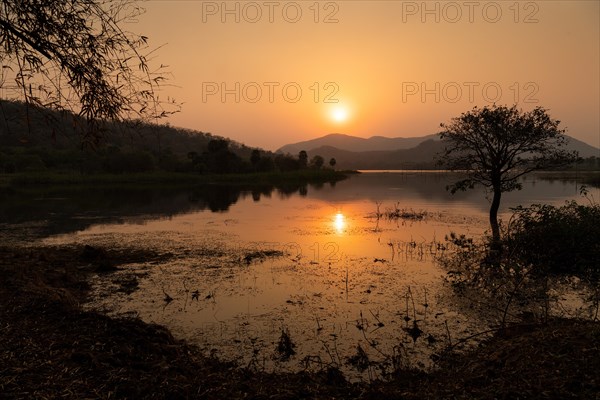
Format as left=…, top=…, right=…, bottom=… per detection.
left=333, top=212, right=346, bottom=234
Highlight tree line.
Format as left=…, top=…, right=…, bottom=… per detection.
left=0, top=138, right=334, bottom=175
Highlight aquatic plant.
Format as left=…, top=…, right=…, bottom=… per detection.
left=347, top=344, right=370, bottom=373
left=276, top=328, right=296, bottom=361
left=384, top=203, right=427, bottom=221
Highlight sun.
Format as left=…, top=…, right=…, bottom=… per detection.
left=330, top=106, right=349, bottom=123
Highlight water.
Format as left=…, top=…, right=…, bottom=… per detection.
left=4, top=172, right=596, bottom=379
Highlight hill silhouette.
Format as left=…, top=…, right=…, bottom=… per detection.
left=277, top=132, right=441, bottom=154
left=0, top=100, right=282, bottom=175
left=278, top=133, right=599, bottom=170
left=2, top=100, right=597, bottom=172
left=0, top=99, right=255, bottom=159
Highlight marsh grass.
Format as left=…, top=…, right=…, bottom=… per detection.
left=370, top=202, right=428, bottom=232
left=372, top=202, right=427, bottom=221
left=276, top=328, right=296, bottom=361
left=242, top=249, right=284, bottom=265
left=347, top=344, right=370, bottom=373
left=385, top=206, right=427, bottom=221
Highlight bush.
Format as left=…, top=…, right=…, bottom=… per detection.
left=438, top=202, right=600, bottom=323
left=505, top=201, right=600, bottom=281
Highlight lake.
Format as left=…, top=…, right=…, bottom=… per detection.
left=5, top=171, right=597, bottom=379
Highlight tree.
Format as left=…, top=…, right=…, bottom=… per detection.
left=329, top=157, right=337, bottom=169
left=275, top=153, right=299, bottom=172
left=250, top=149, right=261, bottom=169
left=0, top=1, right=177, bottom=144
left=298, top=150, right=308, bottom=168
left=207, top=139, right=229, bottom=154
left=439, top=105, right=577, bottom=244
left=310, top=155, right=324, bottom=169
left=256, top=155, right=275, bottom=172
left=187, top=151, right=198, bottom=162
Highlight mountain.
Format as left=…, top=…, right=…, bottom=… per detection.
left=563, top=137, right=600, bottom=159
left=302, top=139, right=446, bottom=170
left=278, top=133, right=599, bottom=170
left=277, top=133, right=440, bottom=154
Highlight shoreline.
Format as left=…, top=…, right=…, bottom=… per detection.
left=0, top=169, right=355, bottom=188
left=2, top=168, right=598, bottom=189
left=1, top=243, right=598, bottom=398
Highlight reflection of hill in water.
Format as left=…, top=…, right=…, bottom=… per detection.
left=304, top=172, right=587, bottom=213
left=1, top=173, right=591, bottom=240
left=0, top=182, right=319, bottom=238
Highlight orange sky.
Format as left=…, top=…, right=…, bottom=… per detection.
left=135, top=1, right=600, bottom=151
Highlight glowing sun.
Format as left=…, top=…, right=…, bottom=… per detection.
left=330, top=106, right=349, bottom=123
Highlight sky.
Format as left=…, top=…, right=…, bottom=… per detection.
left=133, top=1, right=600, bottom=151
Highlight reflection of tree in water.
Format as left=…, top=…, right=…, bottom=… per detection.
left=189, top=185, right=280, bottom=211
left=312, top=181, right=325, bottom=191
left=276, top=183, right=304, bottom=199
left=188, top=181, right=332, bottom=210
left=251, top=186, right=273, bottom=202
left=0, top=187, right=196, bottom=238
left=1, top=179, right=341, bottom=238
left=188, top=186, right=242, bottom=212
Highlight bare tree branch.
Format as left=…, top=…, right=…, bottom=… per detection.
left=0, top=0, right=179, bottom=146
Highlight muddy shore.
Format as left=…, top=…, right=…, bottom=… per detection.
left=1, top=244, right=598, bottom=399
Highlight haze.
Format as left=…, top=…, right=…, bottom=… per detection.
left=135, top=1, right=600, bottom=151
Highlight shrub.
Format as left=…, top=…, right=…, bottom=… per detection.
left=505, top=201, right=600, bottom=281
left=438, top=202, right=600, bottom=323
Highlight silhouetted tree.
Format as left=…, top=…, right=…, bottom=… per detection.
left=207, top=139, right=229, bottom=154
left=275, top=154, right=300, bottom=172
left=310, top=155, right=324, bottom=169
left=250, top=149, right=261, bottom=170
left=203, top=139, right=243, bottom=173
left=439, top=105, right=578, bottom=244
left=157, top=148, right=183, bottom=172
left=0, top=1, right=177, bottom=144
left=256, top=155, right=275, bottom=172
left=298, top=150, right=308, bottom=168
left=186, top=151, right=203, bottom=172
left=329, top=158, right=337, bottom=169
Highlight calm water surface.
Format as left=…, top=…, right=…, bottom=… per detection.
left=20, top=172, right=597, bottom=378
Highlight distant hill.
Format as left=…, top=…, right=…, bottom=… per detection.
left=302, top=139, right=445, bottom=170
left=277, top=133, right=440, bottom=154
left=278, top=133, right=599, bottom=170
left=563, top=137, right=600, bottom=159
